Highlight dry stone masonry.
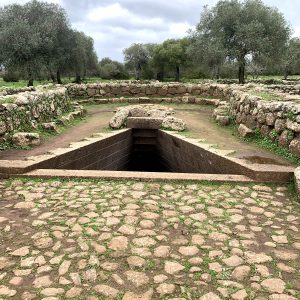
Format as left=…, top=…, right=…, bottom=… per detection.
left=109, top=104, right=186, bottom=131
left=2, top=81, right=300, bottom=156
left=0, top=87, right=86, bottom=146
left=67, top=81, right=300, bottom=157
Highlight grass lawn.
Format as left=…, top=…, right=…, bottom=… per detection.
left=0, top=77, right=111, bottom=89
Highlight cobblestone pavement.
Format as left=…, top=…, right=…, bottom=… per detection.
left=0, top=179, right=299, bottom=300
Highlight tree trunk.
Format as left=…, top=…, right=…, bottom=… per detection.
left=175, top=65, right=180, bottom=82
left=136, top=65, right=141, bottom=80
left=27, top=68, right=33, bottom=87
left=50, top=72, right=55, bottom=83
left=284, top=68, right=289, bottom=80
left=57, top=70, right=62, bottom=84
left=238, top=59, right=246, bottom=84
left=75, top=73, right=81, bottom=84
left=215, top=65, right=220, bottom=80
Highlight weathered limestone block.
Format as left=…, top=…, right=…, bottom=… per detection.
left=265, top=112, right=276, bottom=126
left=289, top=138, right=300, bottom=156
left=87, top=88, right=97, bottom=97
left=162, top=116, right=185, bottom=131
left=216, top=115, right=230, bottom=126
left=260, top=125, right=272, bottom=137
left=278, top=130, right=294, bottom=148
left=274, top=118, right=286, bottom=133
left=12, top=132, right=40, bottom=147
left=286, top=119, right=300, bottom=132
left=257, top=110, right=266, bottom=124
left=238, top=124, right=254, bottom=138
left=109, top=108, right=130, bottom=129
left=246, top=115, right=257, bottom=129
left=59, top=114, right=74, bottom=125
left=0, top=121, right=6, bottom=135
left=41, top=122, right=57, bottom=132
left=127, top=117, right=163, bottom=129
left=294, top=167, right=300, bottom=197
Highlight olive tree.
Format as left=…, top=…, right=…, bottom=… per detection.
left=194, top=0, right=290, bottom=83
left=152, top=39, right=188, bottom=82
left=281, top=37, right=300, bottom=79
left=0, top=0, right=98, bottom=85
left=98, top=57, right=128, bottom=79
left=0, top=0, right=70, bottom=86
left=123, top=43, right=150, bottom=80
left=187, top=28, right=225, bottom=79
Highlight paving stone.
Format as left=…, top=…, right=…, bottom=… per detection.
left=118, top=224, right=136, bottom=235
left=133, top=237, right=156, bottom=247
left=245, top=252, right=273, bottom=264
left=156, top=283, right=176, bottom=295
left=0, top=285, right=17, bottom=297
left=94, top=285, right=119, bottom=298
left=154, top=246, right=170, bottom=258
left=127, top=256, right=146, bottom=268
left=10, top=246, right=30, bottom=257
left=33, top=275, right=52, bottom=288
left=124, top=271, right=149, bottom=287
left=122, top=289, right=153, bottom=300
left=109, top=236, right=128, bottom=251
left=223, top=255, right=244, bottom=267
left=41, top=288, right=64, bottom=296
left=65, top=287, right=82, bottom=298
left=231, top=289, right=248, bottom=300
left=178, top=246, right=199, bottom=256
left=0, top=179, right=299, bottom=299
left=231, top=265, right=251, bottom=280
left=200, top=292, right=222, bottom=300
left=261, top=278, right=286, bottom=293
left=165, top=261, right=184, bottom=274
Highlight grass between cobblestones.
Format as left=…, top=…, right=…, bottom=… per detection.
left=0, top=177, right=299, bottom=299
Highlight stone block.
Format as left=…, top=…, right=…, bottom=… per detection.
left=238, top=124, right=254, bottom=138
left=12, top=132, right=40, bottom=147
left=127, top=117, right=163, bottom=129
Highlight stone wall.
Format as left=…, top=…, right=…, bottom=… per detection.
left=37, top=129, right=132, bottom=171
left=2, top=81, right=300, bottom=158
left=0, top=87, right=72, bottom=139
left=67, top=82, right=300, bottom=157
left=224, top=86, right=300, bottom=157
left=0, top=86, right=35, bottom=97
left=66, top=82, right=226, bottom=98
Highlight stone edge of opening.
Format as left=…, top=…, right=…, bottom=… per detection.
left=0, top=129, right=295, bottom=183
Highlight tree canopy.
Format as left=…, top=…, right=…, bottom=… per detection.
left=193, top=0, right=290, bottom=83
left=0, top=0, right=98, bottom=86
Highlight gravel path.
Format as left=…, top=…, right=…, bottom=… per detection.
left=0, top=179, right=299, bottom=299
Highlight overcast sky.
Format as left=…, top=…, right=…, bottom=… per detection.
left=1, top=0, right=300, bottom=61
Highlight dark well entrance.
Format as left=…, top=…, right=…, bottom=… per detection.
left=34, top=128, right=256, bottom=176
left=128, top=129, right=168, bottom=172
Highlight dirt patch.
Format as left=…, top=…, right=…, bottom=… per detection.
left=0, top=107, right=114, bottom=160
left=175, top=108, right=291, bottom=166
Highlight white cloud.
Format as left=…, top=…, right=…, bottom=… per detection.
left=87, top=2, right=164, bottom=29
left=2, top=0, right=300, bottom=62
left=292, top=26, right=300, bottom=38
left=0, top=0, right=60, bottom=5
left=87, top=3, right=127, bottom=22
left=169, top=22, right=192, bottom=36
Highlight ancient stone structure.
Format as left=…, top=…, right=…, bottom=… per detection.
left=0, top=87, right=85, bottom=145
left=2, top=81, right=300, bottom=156
left=109, top=104, right=185, bottom=131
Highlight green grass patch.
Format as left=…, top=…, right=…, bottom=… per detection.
left=0, top=115, right=87, bottom=151
left=251, top=91, right=284, bottom=101
left=225, top=123, right=300, bottom=165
